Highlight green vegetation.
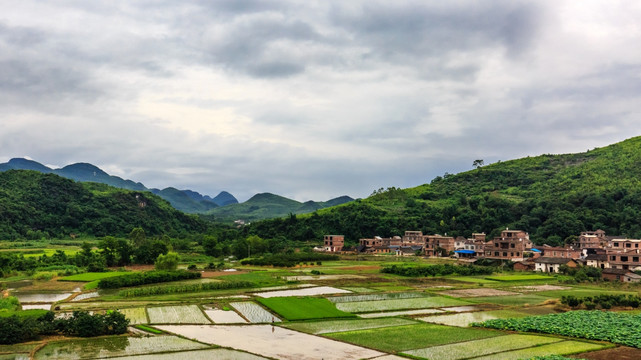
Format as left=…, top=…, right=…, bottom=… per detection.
left=59, top=271, right=128, bottom=282
left=325, top=323, right=501, bottom=352
left=282, top=317, right=416, bottom=334
left=381, top=264, right=495, bottom=277
left=256, top=297, right=355, bottom=320
left=471, top=341, right=606, bottom=360
left=0, top=310, right=128, bottom=344
left=155, top=252, right=180, bottom=270
left=335, top=296, right=471, bottom=313
left=474, top=310, right=641, bottom=348
left=247, top=136, right=641, bottom=245
left=119, top=280, right=254, bottom=297
left=134, top=324, right=163, bottom=334
left=98, top=270, right=201, bottom=289
left=485, top=275, right=552, bottom=281
left=147, top=305, right=210, bottom=324
left=206, top=192, right=353, bottom=223
left=0, top=170, right=206, bottom=239
left=241, top=253, right=338, bottom=267
left=561, top=294, right=641, bottom=309
left=401, top=334, right=562, bottom=360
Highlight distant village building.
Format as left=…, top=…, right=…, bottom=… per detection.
left=323, top=235, right=344, bottom=252
left=484, top=229, right=533, bottom=261
left=424, top=234, right=455, bottom=256
left=601, top=268, right=641, bottom=282
left=534, top=257, right=578, bottom=273
left=535, top=246, right=582, bottom=259
left=578, top=230, right=608, bottom=249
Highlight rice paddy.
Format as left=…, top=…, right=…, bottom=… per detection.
left=147, top=305, right=210, bottom=324
left=335, top=296, right=471, bottom=313
left=357, top=308, right=444, bottom=318
left=34, top=336, right=209, bottom=359
left=327, top=292, right=426, bottom=303
left=204, top=308, right=248, bottom=323
left=253, top=286, right=351, bottom=298
left=282, top=317, right=417, bottom=334
left=417, top=310, right=530, bottom=327
left=106, top=348, right=268, bottom=360
left=117, top=307, right=148, bottom=324
left=230, top=302, right=280, bottom=323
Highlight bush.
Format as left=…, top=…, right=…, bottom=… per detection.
left=240, top=253, right=338, bottom=267
left=119, top=280, right=254, bottom=297
left=97, top=270, right=201, bottom=289
left=187, top=264, right=197, bottom=271
left=155, top=252, right=179, bottom=271
left=381, top=264, right=495, bottom=277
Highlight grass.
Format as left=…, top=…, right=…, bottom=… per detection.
left=536, top=287, right=637, bottom=299
left=221, top=271, right=288, bottom=287
left=470, top=340, right=608, bottom=360
left=485, top=275, right=553, bottom=282
left=402, top=334, right=563, bottom=360
left=468, top=294, right=552, bottom=306
left=452, top=276, right=500, bottom=284
left=134, top=324, right=163, bottom=334
left=282, top=317, right=417, bottom=334
left=59, top=272, right=128, bottom=282
left=0, top=309, right=49, bottom=318
left=325, top=323, right=502, bottom=352
left=257, top=297, right=355, bottom=320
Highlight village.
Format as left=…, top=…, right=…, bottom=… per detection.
left=319, top=229, right=641, bottom=283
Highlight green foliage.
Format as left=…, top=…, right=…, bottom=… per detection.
left=561, top=294, right=641, bottom=309
left=246, top=136, right=641, bottom=243
left=240, top=253, right=338, bottom=267
left=0, top=170, right=206, bottom=239
left=381, top=264, right=495, bottom=277
left=57, top=310, right=129, bottom=337
left=59, top=271, right=129, bottom=282
left=474, top=310, right=641, bottom=348
left=118, top=280, right=254, bottom=297
left=0, top=297, right=20, bottom=312
left=97, top=270, right=201, bottom=289
left=155, top=252, right=179, bottom=271
left=257, top=297, right=356, bottom=321
left=134, top=324, right=163, bottom=334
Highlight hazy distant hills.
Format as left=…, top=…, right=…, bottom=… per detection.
left=205, top=192, right=354, bottom=223
left=0, top=158, right=234, bottom=213
left=0, top=158, right=353, bottom=220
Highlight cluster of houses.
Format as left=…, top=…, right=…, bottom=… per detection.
left=320, top=229, right=641, bottom=282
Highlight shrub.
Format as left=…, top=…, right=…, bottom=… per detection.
left=381, top=264, right=495, bottom=277
left=118, top=280, right=254, bottom=297
left=97, top=270, right=201, bottom=289
left=187, top=264, right=197, bottom=271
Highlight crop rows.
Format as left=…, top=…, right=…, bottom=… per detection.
left=328, top=292, right=425, bottom=303
left=475, top=310, right=641, bottom=348
left=336, top=296, right=470, bottom=313
left=230, top=302, right=280, bottom=323
left=284, top=317, right=417, bottom=334
left=147, top=305, right=210, bottom=324
left=118, top=280, right=254, bottom=297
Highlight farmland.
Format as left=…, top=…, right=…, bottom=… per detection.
left=1, top=254, right=638, bottom=359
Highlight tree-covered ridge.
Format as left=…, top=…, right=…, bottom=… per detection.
left=248, top=136, right=641, bottom=245
left=0, top=170, right=206, bottom=239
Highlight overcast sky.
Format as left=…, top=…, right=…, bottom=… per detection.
left=1, top=1, right=640, bottom=202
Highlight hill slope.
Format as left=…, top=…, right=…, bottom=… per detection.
left=0, top=170, right=207, bottom=239
left=248, top=136, right=641, bottom=245
left=208, top=193, right=354, bottom=222
left=0, top=158, right=237, bottom=212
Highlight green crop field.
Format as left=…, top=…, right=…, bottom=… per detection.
left=282, top=317, right=417, bottom=334
left=325, top=323, right=502, bottom=352
left=468, top=294, right=552, bottom=306
left=59, top=272, right=128, bottom=282
left=257, top=297, right=355, bottom=320
left=485, top=275, right=553, bottom=282
left=402, top=334, right=563, bottom=360
left=470, top=340, right=607, bottom=360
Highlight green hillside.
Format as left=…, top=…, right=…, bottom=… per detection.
left=208, top=193, right=354, bottom=223
left=0, top=170, right=207, bottom=239
left=247, top=136, right=641, bottom=245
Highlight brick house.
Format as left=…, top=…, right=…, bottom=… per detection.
left=323, top=235, right=344, bottom=252
left=585, top=253, right=609, bottom=269
left=424, top=234, right=456, bottom=257
left=484, top=229, right=533, bottom=261
left=602, top=268, right=641, bottom=282
left=536, top=246, right=582, bottom=259
left=578, top=230, right=608, bottom=249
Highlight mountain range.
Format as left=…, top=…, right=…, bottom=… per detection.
left=0, top=158, right=353, bottom=220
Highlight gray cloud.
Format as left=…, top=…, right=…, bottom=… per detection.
left=1, top=1, right=640, bottom=202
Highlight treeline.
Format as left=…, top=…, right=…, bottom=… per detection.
left=561, top=294, right=641, bottom=310
left=240, top=253, right=339, bottom=267
left=0, top=310, right=128, bottom=344
left=98, top=270, right=201, bottom=289
left=0, top=170, right=206, bottom=239
left=119, top=280, right=254, bottom=297
left=381, top=264, right=495, bottom=277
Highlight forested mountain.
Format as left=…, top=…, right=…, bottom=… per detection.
left=0, top=170, right=207, bottom=239
left=207, top=193, right=355, bottom=223
left=247, top=136, right=641, bottom=246
left=0, top=158, right=237, bottom=212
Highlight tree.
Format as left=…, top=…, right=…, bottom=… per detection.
left=473, top=159, right=484, bottom=169
left=155, top=252, right=179, bottom=270
left=99, top=237, right=119, bottom=267
left=128, top=227, right=146, bottom=247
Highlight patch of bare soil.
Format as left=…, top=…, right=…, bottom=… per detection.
left=122, top=264, right=155, bottom=271
left=20, top=280, right=84, bottom=292
left=572, top=346, right=641, bottom=360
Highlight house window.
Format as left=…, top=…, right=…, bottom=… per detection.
left=511, top=243, right=515, bottom=248
left=622, top=256, right=629, bottom=262
left=611, top=256, right=616, bottom=261
left=494, top=252, right=499, bottom=256
left=626, top=243, right=631, bottom=248
left=502, top=252, right=507, bottom=257
left=634, top=257, right=639, bottom=263
left=614, top=243, right=620, bottom=247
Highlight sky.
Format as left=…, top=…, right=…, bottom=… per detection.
left=1, top=1, right=641, bottom=202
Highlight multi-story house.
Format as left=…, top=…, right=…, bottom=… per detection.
left=535, top=246, right=582, bottom=259
left=424, top=234, right=455, bottom=256
left=323, top=235, right=344, bottom=252
left=484, top=229, right=533, bottom=261
left=578, top=229, right=608, bottom=249
left=607, top=239, right=641, bottom=270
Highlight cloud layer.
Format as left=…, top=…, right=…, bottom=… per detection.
left=2, top=1, right=641, bottom=201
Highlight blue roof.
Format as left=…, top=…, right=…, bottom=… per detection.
left=531, top=248, right=542, bottom=253
left=455, top=250, right=475, bottom=254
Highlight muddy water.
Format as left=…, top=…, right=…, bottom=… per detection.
left=13, top=292, right=72, bottom=303
left=156, top=324, right=385, bottom=360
